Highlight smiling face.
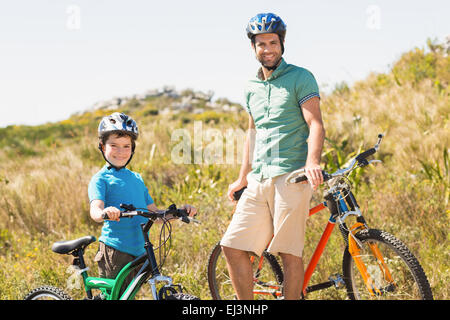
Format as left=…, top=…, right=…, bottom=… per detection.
left=252, top=33, right=283, bottom=70
left=101, top=133, right=133, bottom=168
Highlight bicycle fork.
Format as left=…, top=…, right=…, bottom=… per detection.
left=148, top=274, right=174, bottom=299
left=347, top=222, right=396, bottom=297
left=336, top=189, right=396, bottom=297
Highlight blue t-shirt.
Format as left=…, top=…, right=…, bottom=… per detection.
left=88, top=165, right=154, bottom=256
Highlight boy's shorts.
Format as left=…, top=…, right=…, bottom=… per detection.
left=94, top=242, right=139, bottom=295
left=220, top=171, right=312, bottom=258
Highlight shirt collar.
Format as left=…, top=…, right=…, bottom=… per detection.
left=103, top=163, right=127, bottom=173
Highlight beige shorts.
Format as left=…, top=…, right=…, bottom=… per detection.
left=220, top=171, right=312, bottom=258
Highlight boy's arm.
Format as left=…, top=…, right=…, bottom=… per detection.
left=147, top=203, right=159, bottom=212
left=90, top=200, right=105, bottom=223
left=90, top=199, right=121, bottom=222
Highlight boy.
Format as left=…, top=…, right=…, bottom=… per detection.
left=88, top=112, right=197, bottom=294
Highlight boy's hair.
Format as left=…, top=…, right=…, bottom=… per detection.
left=99, top=130, right=136, bottom=151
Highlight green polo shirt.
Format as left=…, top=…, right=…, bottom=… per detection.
left=244, top=58, right=320, bottom=181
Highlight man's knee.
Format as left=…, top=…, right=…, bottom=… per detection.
left=279, top=252, right=303, bottom=268
left=221, top=246, right=249, bottom=262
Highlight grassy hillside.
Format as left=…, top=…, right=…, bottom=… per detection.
left=0, top=39, right=448, bottom=299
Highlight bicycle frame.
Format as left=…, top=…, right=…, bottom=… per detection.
left=250, top=187, right=395, bottom=298
left=75, top=217, right=176, bottom=300
left=83, top=254, right=150, bottom=300
left=249, top=201, right=331, bottom=298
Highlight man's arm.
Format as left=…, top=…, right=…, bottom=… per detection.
left=301, top=96, right=325, bottom=190
left=227, top=115, right=255, bottom=201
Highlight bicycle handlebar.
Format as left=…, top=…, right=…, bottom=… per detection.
left=102, top=204, right=200, bottom=224
left=286, top=133, right=384, bottom=185
left=232, top=134, right=384, bottom=199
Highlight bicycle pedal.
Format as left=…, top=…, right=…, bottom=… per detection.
left=329, top=274, right=345, bottom=288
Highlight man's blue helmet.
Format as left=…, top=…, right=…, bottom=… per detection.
left=246, top=13, right=287, bottom=40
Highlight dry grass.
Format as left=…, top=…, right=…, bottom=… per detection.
left=0, top=42, right=448, bottom=300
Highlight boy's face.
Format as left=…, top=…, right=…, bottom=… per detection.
left=102, top=134, right=133, bottom=168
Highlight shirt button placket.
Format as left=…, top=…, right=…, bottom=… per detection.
left=263, top=81, right=270, bottom=178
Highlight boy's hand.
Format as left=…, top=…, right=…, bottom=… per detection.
left=180, top=204, right=198, bottom=217
left=103, top=206, right=121, bottom=221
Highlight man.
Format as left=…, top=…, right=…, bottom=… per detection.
left=220, top=13, right=325, bottom=300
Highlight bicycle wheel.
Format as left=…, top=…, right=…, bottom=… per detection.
left=207, top=242, right=283, bottom=300
left=24, top=286, right=72, bottom=300
left=342, top=229, right=433, bottom=300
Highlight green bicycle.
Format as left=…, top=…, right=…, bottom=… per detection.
left=24, top=204, right=200, bottom=300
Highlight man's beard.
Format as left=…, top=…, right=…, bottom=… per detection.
left=257, top=54, right=282, bottom=71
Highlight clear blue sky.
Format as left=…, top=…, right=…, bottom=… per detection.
left=0, top=0, right=448, bottom=128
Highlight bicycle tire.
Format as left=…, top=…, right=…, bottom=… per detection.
left=342, top=229, right=433, bottom=300
left=24, top=286, right=72, bottom=300
left=207, top=241, right=283, bottom=300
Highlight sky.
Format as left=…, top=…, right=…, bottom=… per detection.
left=0, top=0, right=448, bottom=128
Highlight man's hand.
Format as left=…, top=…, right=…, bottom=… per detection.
left=304, top=163, right=323, bottom=191
left=227, top=179, right=248, bottom=201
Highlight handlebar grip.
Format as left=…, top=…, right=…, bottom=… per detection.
left=294, top=175, right=308, bottom=183
left=177, top=208, right=188, bottom=217
left=102, top=212, right=125, bottom=220
left=174, top=208, right=190, bottom=224
left=293, top=171, right=332, bottom=183
left=355, top=148, right=376, bottom=162
left=180, top=215, right=190, bottom=223
left=233, top=187, right=247, bottom=201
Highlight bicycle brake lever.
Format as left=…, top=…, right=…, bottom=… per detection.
left=188, top=217, right=201, bottom=224
left=368, top=159, right=382, bottom=165
left=180, top=215, right=190, bottom=224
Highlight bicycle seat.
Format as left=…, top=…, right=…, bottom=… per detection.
left=52, top=235, right=96, bottom=254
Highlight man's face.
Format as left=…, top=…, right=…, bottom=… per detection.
left=252, top=33, right=283, bottom=69
left=102, top=134, right=133, bottom=167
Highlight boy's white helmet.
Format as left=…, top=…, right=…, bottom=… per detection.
left=98, top=112, right=139, bottom=139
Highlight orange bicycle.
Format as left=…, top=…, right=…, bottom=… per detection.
left=207, top=134, right=433, bottom=300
